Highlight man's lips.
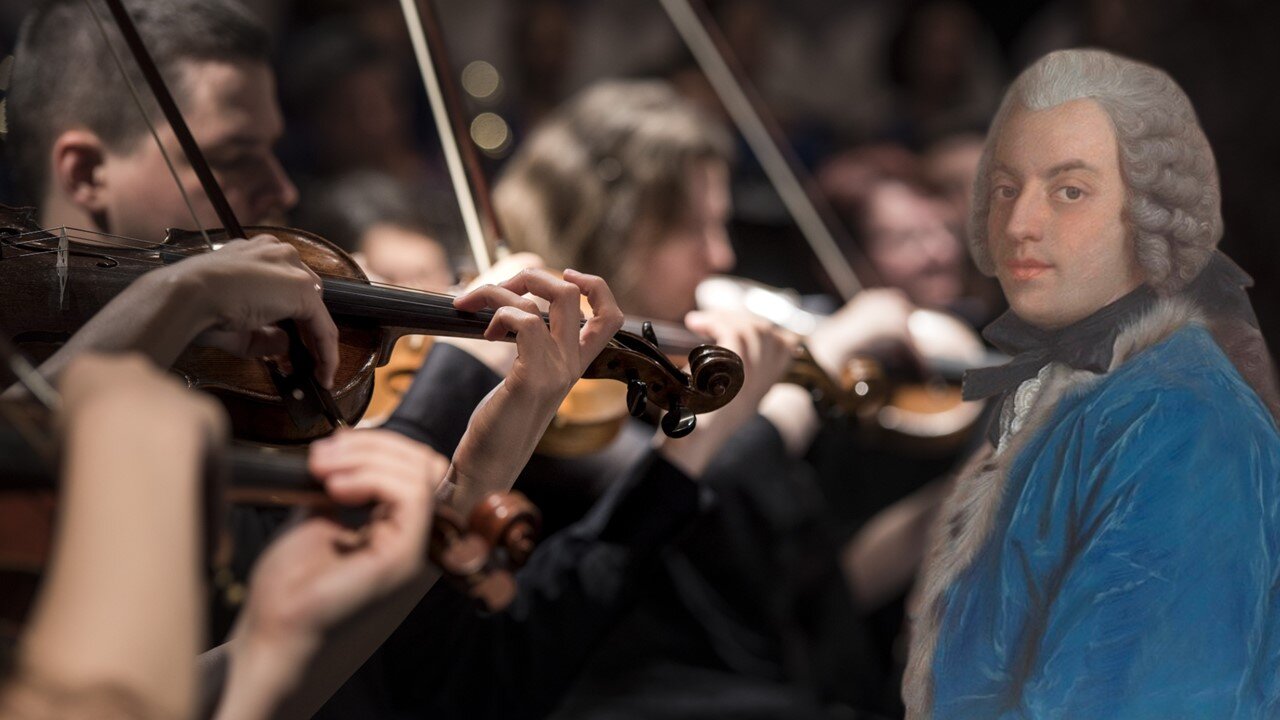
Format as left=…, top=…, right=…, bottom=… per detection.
left=1004, top=258, right=1053, bottom=280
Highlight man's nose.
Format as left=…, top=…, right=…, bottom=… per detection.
left=1004, top=190, right=1046, bottom=244
left=260, top=155, right=299, bottom=217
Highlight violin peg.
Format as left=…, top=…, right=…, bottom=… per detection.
left=471, top=569, right=518, bottom=612
left=660, top=404, right=696, bottom=438
left=626, top=379, right=648, bottom=417
left=438, top=534, right=489, bottom=577
left=641, top=320, right=659, bottom=347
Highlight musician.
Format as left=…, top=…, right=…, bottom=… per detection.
left=5, top=0, right=338, bottom=388
left=294, top=170, right=454, bottom=293
left=493, top=79, right=893, bottom=717
left=904, top=49, right=1280, bottom=718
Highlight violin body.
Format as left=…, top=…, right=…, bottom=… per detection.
left=168, top=225, right=383, bottom=441
left=363, top=335, right=435, bottom=425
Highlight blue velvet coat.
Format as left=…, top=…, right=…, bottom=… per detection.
left=922, top=323, right=1280, bottom=719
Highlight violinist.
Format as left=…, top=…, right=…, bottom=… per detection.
left=294, top=170, right=455, bottom=293
left=491, top=79, right=897, bottom=717
left=211, top=265, right=632, bottom=719
left=5, top=0, right=338, bottom=389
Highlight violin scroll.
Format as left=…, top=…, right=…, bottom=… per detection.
left=429, top=491, right=542, bottom=612
left=584, top=330, right=744, bottom=437
left=467, top=491, right=540, bottom=568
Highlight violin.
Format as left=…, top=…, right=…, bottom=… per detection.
left=0, top=206, right=745, bottom=443
left=534, top=316, right=889, bottom=458
left=0, top=395, right=541, bottom=630
left=660, top=0, right=993, bottom=453
left=696, top=275, right=994, bottom=453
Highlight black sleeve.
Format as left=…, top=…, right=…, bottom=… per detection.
left=366, top=451, right=708, bottom=720
left=380, top=342, right=501, bottom=455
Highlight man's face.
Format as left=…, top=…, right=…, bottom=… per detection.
left=100, top=59, right=297, bottom=242
left=629, top=159, right=736, bottom=322
left=987, top=99, right=1142, bottom=329
left=864, top=181, right=964, bottom=310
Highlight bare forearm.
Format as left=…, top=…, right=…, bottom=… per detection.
left=444, top=382, right=561, bottom=515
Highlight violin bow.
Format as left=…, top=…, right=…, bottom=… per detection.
left=398, top=0, right=506, bottom=273
left=0, top=334, right=60, bottom=465
left=86, top=0, right=346, bottom=433
left=657, top=0, right=878, bottom=301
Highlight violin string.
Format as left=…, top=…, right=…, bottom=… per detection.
left=3, top=226, right=465, bottom=299
left=2, top=236, right=500, bottom=328
left=1, top=227, right=675, bottom=340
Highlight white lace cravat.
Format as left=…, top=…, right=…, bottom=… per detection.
left=995, top=363, right=1055, bottom=455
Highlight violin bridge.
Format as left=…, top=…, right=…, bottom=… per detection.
left=57, top=227, right=68, bottom=311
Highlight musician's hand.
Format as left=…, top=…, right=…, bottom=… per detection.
left=807, top=288, right=915, bottom=377
left=176, top=234, right=340, bottom=388
left=435, top=252, right=546, bottom=376
left=444, top=268, right=623, bottom=512
left=454, top=267, right=622, bottom=403
left=219, top=430, right=445, bottom=718
left=656, top=309, right=799, bottom=477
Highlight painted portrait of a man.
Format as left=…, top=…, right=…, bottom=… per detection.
left=906, top=49, right=1280, bottom=719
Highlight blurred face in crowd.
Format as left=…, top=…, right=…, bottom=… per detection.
left=923, top=134, right=984, bottom=234
left=986, top=99, right=1142, bottom=329
left=628, top=159, right=736, bottom=322
left=71, top=59, right=297, bottom=242
left=864, top=180, right=965, bottom=309
left=359, top=223, right=454, bottom=292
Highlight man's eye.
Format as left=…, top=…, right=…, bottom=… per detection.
left=211, top=155, right=258, bottom=173
left=1055, top=186, right=1084, bottom=201
left=993, top=185, right=1017, bottom=200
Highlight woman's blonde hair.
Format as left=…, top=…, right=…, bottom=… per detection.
left=494, top=79, right=732, bottom=301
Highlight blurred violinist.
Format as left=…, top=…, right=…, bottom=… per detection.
left=492, top=78, right=894, bottom=718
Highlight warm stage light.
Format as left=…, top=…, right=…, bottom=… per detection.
left=461, top=60, right=501, bottom=100
left=470, top=111, right=511, bottom=156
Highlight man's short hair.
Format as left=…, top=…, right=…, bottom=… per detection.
left=969, top=49, right=1222, bottom=293
left=7, top=0, right=270, bottom=201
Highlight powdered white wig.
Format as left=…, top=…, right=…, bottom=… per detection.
left=969, top=49, right=1222, bottom=293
